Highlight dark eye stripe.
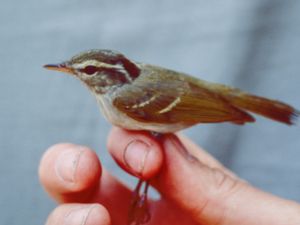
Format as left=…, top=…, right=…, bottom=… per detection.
left=80, top=66, right=99, bottom=75
left=102, top=56, right=140, bottom=80
left=101, top=68, right=128, bottom=83
left=120, top=58, right=140, bottom=79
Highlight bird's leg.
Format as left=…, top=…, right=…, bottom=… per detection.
left=128, top=179, right=150, bottom=225
left=150, top=131, right=164, bottom=139
left=128, top=131, right=162, bottom=225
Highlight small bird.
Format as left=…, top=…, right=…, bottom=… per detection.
left=44, top=49, right=299, bottom=225
left=44, top=49, right=299, bottom=131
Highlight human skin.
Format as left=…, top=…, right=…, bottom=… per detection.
left=39, top=127, right=300, bottom=225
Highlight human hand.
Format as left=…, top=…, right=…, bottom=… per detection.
left=39, top=127, right=300, bottom=225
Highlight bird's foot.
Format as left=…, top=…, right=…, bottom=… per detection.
left=128, top=179, right=150, bottom=225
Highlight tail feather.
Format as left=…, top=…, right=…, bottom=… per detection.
left=290, top=110, right=300, bottom=124
left=229, top=93, right=299, bottom=125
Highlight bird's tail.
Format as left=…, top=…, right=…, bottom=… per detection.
left=227, top=91, right=299, bottom=125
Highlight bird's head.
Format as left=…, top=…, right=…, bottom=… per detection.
left=44, top=49, right=140, bottom=94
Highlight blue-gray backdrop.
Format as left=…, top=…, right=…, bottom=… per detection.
left=0, top=0, right=300, bottom=224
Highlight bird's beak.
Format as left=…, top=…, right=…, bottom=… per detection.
left=43, top=63, right=73, bottom=74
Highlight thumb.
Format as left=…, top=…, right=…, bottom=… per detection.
left=108, top=127, right=240, bottom=223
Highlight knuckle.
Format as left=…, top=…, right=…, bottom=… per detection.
left=211, top=168, right=241, bottom=196
left=198, top=168, right=244, bottom=225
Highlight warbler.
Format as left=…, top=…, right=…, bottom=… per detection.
left=45, top=49, right=298, bottom=130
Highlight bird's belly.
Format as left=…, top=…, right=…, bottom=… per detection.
left=96, top=96, right=188, bottom=133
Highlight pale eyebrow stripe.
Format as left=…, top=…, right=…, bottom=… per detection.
left=73, top=60, right=133, bottom=82
left=72, top=60, right=123, bottom=70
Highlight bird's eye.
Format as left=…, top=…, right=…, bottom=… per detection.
left=80, top=66, right=98, bottom=75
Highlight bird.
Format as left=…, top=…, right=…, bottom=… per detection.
left=44, top=49, right=299, bottom=225
left=44, top=49, right=298, bottom=131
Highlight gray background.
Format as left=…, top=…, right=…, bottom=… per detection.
left=1, top=0, right=300, bottom=224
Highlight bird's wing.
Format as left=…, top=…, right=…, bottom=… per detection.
left=113, top=79, right=254, bottom=125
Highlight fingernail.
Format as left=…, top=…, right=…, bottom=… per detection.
left=124, top=140, right=150, bottom=175
left=64, top=205, right=96, bottom=225
left=55, top=147, right=85, bottom=183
